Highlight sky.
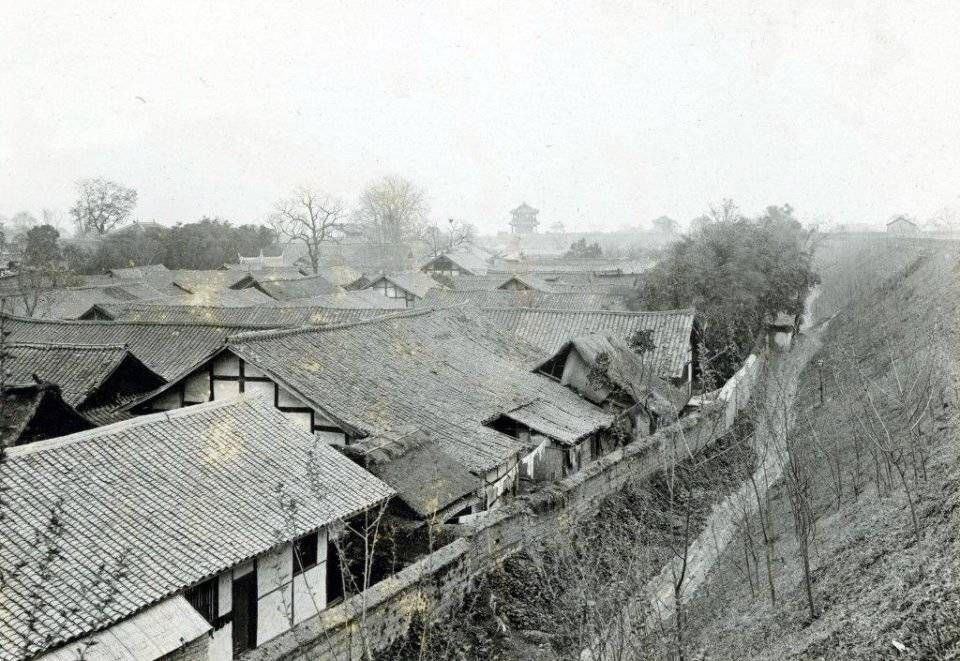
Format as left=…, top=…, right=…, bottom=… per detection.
left=3, top=0, right=960, bottom=234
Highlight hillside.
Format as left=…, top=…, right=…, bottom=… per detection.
left=680, top=235, right=960, bottom=658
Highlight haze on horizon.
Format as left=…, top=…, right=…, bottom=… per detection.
left=3, top=0, right=960, bottom=235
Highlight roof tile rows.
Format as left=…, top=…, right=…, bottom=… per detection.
left=227, top=307, right=612, bottom=473
left=481, top=307, right=696, bottom=378
left=91, top=303, right=399, bottom=326
left=367, top=272, right=441, bottom=298
left=1, top=282, right=169, bottom=319
left=255, top=274, right=342, bottom=300
left=3, top=343, right=143, bottom=407
left=420, top=287, right=630, bottom=311
left=0, top=397, right=394, bottom=661
left=420, top=246, right=492, bottom=276
left=1, top=314, right=256, bottom=380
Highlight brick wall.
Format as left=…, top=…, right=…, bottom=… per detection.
left=245, top=353, right=767, bottom=661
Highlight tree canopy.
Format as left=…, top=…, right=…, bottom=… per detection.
left=271, top=188, right=343, bottom=274
left=631, top=202, right=819, bottom=381
left=565, top=238, right=603, bottom=258
left=355, top=175, right=428, bottom=244
left=65, top=218, right=276, bottom=273
left=69, top=178, right=138, bottom=236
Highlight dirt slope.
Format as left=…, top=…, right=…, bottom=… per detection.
left=680, top=236, right=960, bottom=659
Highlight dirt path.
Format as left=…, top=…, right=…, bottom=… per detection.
left=645, top=320, right=828, bottom=630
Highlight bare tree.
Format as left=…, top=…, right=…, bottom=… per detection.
left=272, top=187, right=344, bottom=274
left=423, top=218, right=476, bottom=257
left=69, top=178, right=138, bottom=236
left=355, top=175, right=428, bottom=245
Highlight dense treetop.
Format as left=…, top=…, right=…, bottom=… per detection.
left=631, top=203, right=819, bottom=381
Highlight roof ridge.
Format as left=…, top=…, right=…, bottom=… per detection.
left=227, top=306, right=447, bottom=343
left=52, top=280, right=153, bottom=292
left=0, top=312, right=265, bottom=330
left=5, top=341, right=129, bottom=352
left=7, top=395, right=264, bottom=459
left=480, top=306, right=696, bottom=316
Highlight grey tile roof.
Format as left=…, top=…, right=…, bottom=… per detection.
left=2, top=343, right=161, bottom=408
left=489, top=257, right=649, bottom=274
left=420, top=288, right=630, bottom=311
left=172, top=287, right=275, bottom=306
left=0, top=396, right=394, bottom=661
left=228, top=307, right=611, bottom=473
left=90, top=303, right=400, bottom=326
left=168, top=270, right=253, bottom=293
left=366, top=272, right=441, bottom=298
left=504, top=398, right=610, bottom=445
left=256, top=274, right=342, bottom=300
left=107, top=264, right=169, bottom=279
left=1, top=314, right=262, bottom=380
left=420, top=247, right=491, bottom=276
left=344, top=428, right=480, bottom=519
left=2, top=282, right=170, bottom=319
left=445, top=274, right=558, bottom=292
left=481, top=307, right=696, bottom=379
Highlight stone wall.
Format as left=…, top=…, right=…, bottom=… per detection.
left=245, top=353, right=767, bottom=661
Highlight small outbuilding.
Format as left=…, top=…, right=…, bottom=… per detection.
left=886, top=215, right=919, bottom=236
left=766, top=312, right=797, bottom=351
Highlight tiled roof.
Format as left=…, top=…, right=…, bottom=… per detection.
left=169, top=270, right=253, bottom=293
left=2, top=343, right=161, bottom=408
left=0, top=397, right=394, bottom=661
left=171, top=287, right=274, bottom=307
left=367, top=272, right=440, bottom=298
left=511, top=202, right=539, bottom=214
left=90, top=303, right=398, bottom=326
left=107, top=264, right=169, bottom=279
left=2, top=282, right=170, bottom=319
left=489, top=258, right=649, bottom=274
left=221, top=265, right=305, bottom=280
left=504, top=398, right=609, bottom=445
left=420, top=288, right=629, bottom=311
left=256, top=274, right=342, bottom=300
left=445, top=274, right=557, bottom=292
left=481, top=307, right=696, bottom=378
left=228, top=307, right=611, bottom=473
left=421, top=247, right=491, bottom=276
left=344, top=428, right=479, bottom=519
left=1, top=314, right=260, bottom=380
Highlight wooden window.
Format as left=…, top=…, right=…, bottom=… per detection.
left=292, top=531, right=319, bottom=575
left=185, top=576, right=219, bottom=625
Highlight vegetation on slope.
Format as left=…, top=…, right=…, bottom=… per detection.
left=680, top=237, right=960, bottom=659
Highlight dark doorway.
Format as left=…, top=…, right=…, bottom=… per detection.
left=231, top=570, right=257, bottom=657
left=326, top=541, right=344, bottom=605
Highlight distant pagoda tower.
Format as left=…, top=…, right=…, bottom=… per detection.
left=509, top=202, right=540, bottom=235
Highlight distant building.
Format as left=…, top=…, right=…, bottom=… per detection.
left=652, top=216, right=678, bottom=234
left=510, top=202, right=540, bottom=235
left=886, top=215, right=919, bottom=236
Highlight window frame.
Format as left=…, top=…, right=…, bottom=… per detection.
left=292, top=531, right=320, bottom=575
left=185, top=576, right=219, bottom=625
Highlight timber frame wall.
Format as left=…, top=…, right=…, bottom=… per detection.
left=245, top=351, right=767, bottom=661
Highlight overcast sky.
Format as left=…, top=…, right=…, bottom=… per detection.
left=3, top=1, right=960, bottom=233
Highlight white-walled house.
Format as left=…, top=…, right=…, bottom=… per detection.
left=3, top=397, right=393, bottom=661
